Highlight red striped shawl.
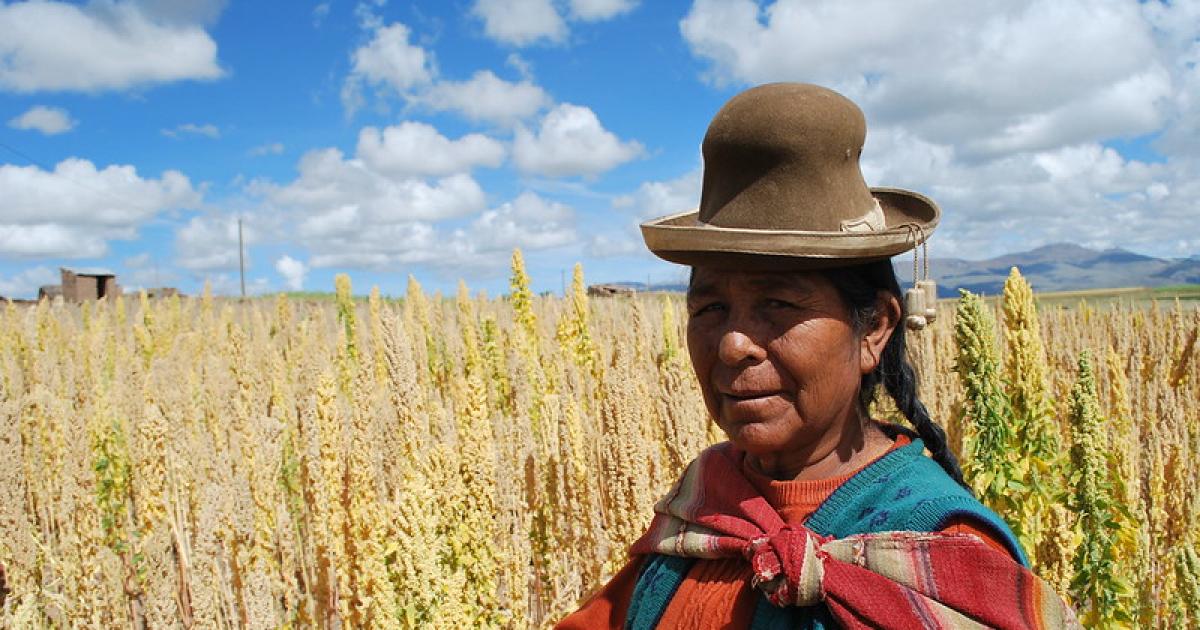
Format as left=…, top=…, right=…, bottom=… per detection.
left=630, top=443, right=1080, bottom=629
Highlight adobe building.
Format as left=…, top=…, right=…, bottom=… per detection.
left=38, top=268, right=122, bottom=302
left=587, top=283, right=635, bottom=297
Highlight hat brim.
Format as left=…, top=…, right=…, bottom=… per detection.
left=640, top=187, right=939, bottom=270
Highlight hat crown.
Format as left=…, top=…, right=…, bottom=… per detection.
left=699, top=83, right=879, bottom=232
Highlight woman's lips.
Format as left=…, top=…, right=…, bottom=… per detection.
left=721, top=384, right=784, bottom=398
left=721, top=391, right=784, bottom=409
left=719, top=393, right=786, bottom=428
left=724, top=391, right=777, bottom=400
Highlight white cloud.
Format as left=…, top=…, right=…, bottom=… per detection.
left=247, top=112, right=581, bottom=276
left=613, top=167, right=702, bottom=220
left=0, top=0, right=223, bottom=93
left=356, top=122, right=505, bottom=177
left=249, top=142, right=285, bottom=156
left=341, top=20, right=555, bottom=127
left=675, top=0, right=1200, bottom=259
left=513, top=103, right=643, bottom=177
left=0, top=225, right=108, bottom=259
left=267, top=147, right=487, bottom=223
left=174, top=213, right=253, bottom=271
left=1147, top=182, right=1170, bottom=202
left=1142, top=1, right=1200, bottom=159
left=680, top=0, right=1173, bottom=155
left=7, top=105, right=75, bottom=134
left=585, top=233, right=641, bottom=257
left=121, top=252, right=177, bottom=289
left=471, top=0, right=566, bottom=46
left=198, top=272, right=270, bottom=297
left=307, top=221, right=440, bottom=269
left=275, top=255, right=308, bottom=290
left=569, top=0, right=638, bottom=21
left=350, top=22, right=433, bottom=89
left=352, top=0, right=388, bottom=31
left=0, top=158, right=201, bottom=259
left=0, top=266, right=59, bottom=299
left=506, top=53, right=533, bottom=79
left=304, top=191, right=577, bottom=272
left=470, top=0, right=636, bottom=46
left=312, top=2, right=330, bottom=26
left=162, top=122, right=220, bottom=139
left=251, top=134, right=578, bottom=274
left=858, top=127, right=1193, bottom=258
left=124, top=252, right=152, bottom=269
left=342, top=21, right=434, bottom=110
left=459, top=191, right=576, bottom=254
left=419, top=70, right=551, bottom=125
left=597, top=168, right=701, bottom=257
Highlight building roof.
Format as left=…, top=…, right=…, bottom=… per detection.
left=62, top=266, right=116, bottom=278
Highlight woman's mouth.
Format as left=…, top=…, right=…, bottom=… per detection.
left=721, top=391, right=784, bottom=407
left=719, top=392, right=788, bottom=427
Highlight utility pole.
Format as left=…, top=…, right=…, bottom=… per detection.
left=238, top=218, right=246, bottom=299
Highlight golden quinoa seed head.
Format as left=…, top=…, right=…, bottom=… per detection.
left=1000, top=268, right=1060, bottom=568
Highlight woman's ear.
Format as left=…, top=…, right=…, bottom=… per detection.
left=860, top=291, right=901, bottom=374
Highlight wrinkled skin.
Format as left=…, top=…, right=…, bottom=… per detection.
left=685, top=267, right=900, bottom=480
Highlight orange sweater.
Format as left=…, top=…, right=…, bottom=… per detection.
left=557, top=436, right=1012, bottom=629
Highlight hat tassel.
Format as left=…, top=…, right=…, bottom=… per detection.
left=904, top=288, right=927, bottom=330
left=918, top=279, right=938, bottom=323
left=903, top=226, right=935, bottom=331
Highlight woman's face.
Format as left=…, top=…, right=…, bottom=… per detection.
left=686, top=267, right=876, bottom=459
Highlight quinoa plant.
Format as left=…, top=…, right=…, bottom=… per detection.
left=1067, top=352, right=1134, bottom=627
left=954, top=290, right=1019, bottom=518
left=1001, top=268, right=1062, bottom=566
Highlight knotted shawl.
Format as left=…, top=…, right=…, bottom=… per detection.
left=629, top=443, right=1080, bottom=629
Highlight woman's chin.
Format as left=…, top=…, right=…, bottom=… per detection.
left=720, top=418, right=798, bottom=455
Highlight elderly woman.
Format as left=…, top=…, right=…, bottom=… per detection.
left=558, top=84, right=1077, bottom=629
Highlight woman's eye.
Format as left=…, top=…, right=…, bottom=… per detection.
left=690, top=302, right=724, bottom=316
left=765, top=299, right=795, bottom=309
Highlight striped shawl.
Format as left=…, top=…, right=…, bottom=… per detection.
left=629, top=442, right=1080, bottom=629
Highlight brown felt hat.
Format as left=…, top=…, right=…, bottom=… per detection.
left=641, top=83, right=939, bottom=270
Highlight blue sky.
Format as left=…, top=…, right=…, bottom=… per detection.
left=1, top=0, right=1197, bottom=298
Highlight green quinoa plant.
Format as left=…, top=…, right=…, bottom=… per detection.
left=1067, top=352, right=1134, bottom=627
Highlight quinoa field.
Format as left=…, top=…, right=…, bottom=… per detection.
left=1, top=253, right=1197, bottom=628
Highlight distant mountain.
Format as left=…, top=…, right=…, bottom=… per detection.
left=602, top=281, right=689, bottom=293
left=607, top=244, right=1200, bottom=297
left=896, top=243, right=1200, bottom=297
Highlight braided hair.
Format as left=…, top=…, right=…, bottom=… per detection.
left=821, top=260, right=969, bottom=489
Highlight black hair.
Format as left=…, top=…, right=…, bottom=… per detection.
left=686, top=262, right=968, bottom=490
left=821, top=260, right=968, bottom=489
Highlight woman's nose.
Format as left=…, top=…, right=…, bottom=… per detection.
left=716, top=326, right=768, bottom=366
